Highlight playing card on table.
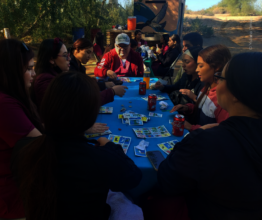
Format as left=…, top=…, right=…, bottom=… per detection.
left=129, top=119, right=143, bottom=126
left=108, top=134, right=131, bottom=154
left=158, top=140, right=179, bottom=154
left=134, top=147, right=147, bottom=157
left=157, top=95, right=168, bottom=100
left=149, top=112, right=162, bottom=117
left=99, top=107, right=113, bottom=114
left=122, top=118, right=130, bottom=124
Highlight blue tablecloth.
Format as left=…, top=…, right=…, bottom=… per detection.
left=96, top=77, right=189, bottom=198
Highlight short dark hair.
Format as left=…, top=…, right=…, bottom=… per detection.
left=183, top=32, right=203, bottom=47
left=226, top=52, right=262, bottom=115
left=135, top=30, right=142, bottom=36
left=35, top=38, right=64, bottom=75
left=72, top=38, right=93, bottom=53
left=41, top=71, right=101, bottom=134
left=131, top=39, right=138, bottom=48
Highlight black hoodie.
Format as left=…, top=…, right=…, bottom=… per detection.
left=158, top=116, right=262, bottom=220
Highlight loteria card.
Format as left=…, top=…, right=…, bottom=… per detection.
left=108, top=134, right=131, bottom=154
left=142, top=117, right=148, bottom=122
left=141, top=95, right=168, bottom=101
left=129, top=119, right=143, bottom=126
left=133, top=125, right=171, bottom=138
left=85, top=130, right=112, bottom=138
left=119, top=77, right=131, bottom=83
left=158, top=140, right=179, bottom=155
left=157, top=95, right=168, bottom=100
left=99, top=107, right=113, bottom=114
left=149, top=112, right=163, bottom=117
left=122, top=118, right=130, bottom=124
left=134, top=147, right=147, bottom=157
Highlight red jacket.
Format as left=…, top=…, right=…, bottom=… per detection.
left=94, top=48, right=144, bottom=78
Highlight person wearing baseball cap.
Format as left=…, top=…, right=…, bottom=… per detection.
left=94, top=33, right=144, bottom=79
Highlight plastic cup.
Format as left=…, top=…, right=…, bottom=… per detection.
left=127, top=16, right=136, bottom=30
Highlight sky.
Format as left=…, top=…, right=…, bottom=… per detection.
left=117, top=0, right=222, bottom=11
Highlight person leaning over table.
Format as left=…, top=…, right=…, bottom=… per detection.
left=154, top=46, right=204, bottom=105
left=94, top=33, right=144, bottom=79
left=173, top=32, right=204, bottom=84
left=154, top=34, right=182, bottom=76
left=11, top=71, right=142, bottom=220
left=158, top=52, right=262, bottom=220
left=170, top=45, right=231, bottom=132
left=70, top=38, right=128, bottom=101
left=0, top=39, right=43, bottom=219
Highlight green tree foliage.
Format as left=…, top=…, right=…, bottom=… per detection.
left=0, top=0, right=133, bottom=42
left=220, top=0, right=257, bottom=15
left=185, top=0, right=261, bottom=16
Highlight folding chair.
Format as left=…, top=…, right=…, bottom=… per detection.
left=162, top=53, right=182, bottom=85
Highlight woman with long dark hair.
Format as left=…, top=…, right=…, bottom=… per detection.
left=93, top=32, right=111, bottom=61
left=158, top=52, right=262, bottom=219
left=155, top=46, right=204, bottom=105
left=0, top=39, right=43, bottom=219
left=170, top=44, right=231, bottom=131
left=159, top=33, right=169, bottom=55
left=155, top=34, right=182, bottom=76
left=33, top=38, right=71, bottom=109
left=13, top=72, right=142, bottom=220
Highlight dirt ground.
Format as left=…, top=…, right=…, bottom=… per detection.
left=67, top=14, right=262, bottom=76
left=185, top=14, right=262, bottom=55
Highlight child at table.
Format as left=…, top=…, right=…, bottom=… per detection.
left=170, top=45, right=231, bottom=131
left=0, top=39, right=43, bottom=219
left=12, top=71, right=142, bottom=220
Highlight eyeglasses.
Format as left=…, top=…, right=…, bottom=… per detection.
left=214, top=72, right=226, bottom=80
left=57, top=53, right=70, bottom=61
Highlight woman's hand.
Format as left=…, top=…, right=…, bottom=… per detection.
left=184, top=121, right=192, bottom=131
left=105, top=81, right=115, bottom=88
left=179, top=89, right=197, bottom=102
left=112, top=85, right=128, bottom=97
left=97, top=137, right=110, bottom=146
left=85, top=123, right=109, bottom=134
left=170, top=104, right=188, bottom=113
left=156, top=47, right=162, bottom=54
left=154, top=81, right=163, bottom=89
left=200, top=123, right=219, bottom=130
